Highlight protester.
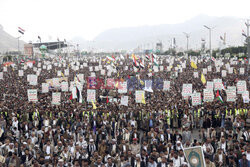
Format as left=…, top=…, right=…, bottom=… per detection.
left=0, top=54, right=249, bottom=167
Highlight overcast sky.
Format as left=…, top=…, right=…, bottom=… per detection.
left=0, top=0, right=249, bottom=42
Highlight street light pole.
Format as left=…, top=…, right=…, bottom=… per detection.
left=183, top=32, right=190, bottom=53
left=204, top=25, right=215, bottom=58
left=245, top=20, right=250, bottom=59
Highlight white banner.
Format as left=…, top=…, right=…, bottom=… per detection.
left=237, top=80, right=247, bottom=94
left=242, top=91, right=249, bottom=103
left=18, top=70, right=24, bottom=77
left=203, top=89, right=214, bottom=102
left=192, top=93, right=201, bottom=106
left=87, top=89, right=96, bottom=102
left=135, top=90, right=145, bottom=103
left=29, top=74, right=38, bottom=86
left=193, top=72, right=198, bottom=78
left=182, top=84, right=192, bottom=96
left=226, top=86, right=236, bottom=102
left=42, top=83, right=49, bottom=93
left=118, top=81, right=127, bottom=93
left=61, top=82, right=69, bottom=92
left=213, top=79, right=223, bottom=90
left=52, top=92, right=61, bottom=105
left=120, top=96, right=128, bottom=106
left=163, top=81, right=170, bottom=91
left=27, top=89, right=38, bottom=102
left=0, top=72, right=3, bottom=79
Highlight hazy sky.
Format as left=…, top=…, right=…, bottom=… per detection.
left=0, top=0, right=249, bottom=42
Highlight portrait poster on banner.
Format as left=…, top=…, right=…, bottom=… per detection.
left=183, top=146, right=206, bottom=167
left=135, top=90, right=145, bottom=103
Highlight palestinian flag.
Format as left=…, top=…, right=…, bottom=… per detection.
left=216, top=90, right=223, bottom=103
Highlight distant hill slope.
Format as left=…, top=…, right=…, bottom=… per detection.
left=0, top=25, right=25, bottom=53
left=91, top=15, right=246, bottom=51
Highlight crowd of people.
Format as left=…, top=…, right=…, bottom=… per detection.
left=0, top=54, right=249, bottom=167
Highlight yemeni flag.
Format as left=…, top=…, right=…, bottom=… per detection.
left=145, top=54, right=150, bottom=61
left=152, top=54, right=159, bottom=66
left=139, top=57, right=145, bottom=69
left=216, top=90, right=223, bottom=103
left=211, top=56, right=215, bottom=62
left=132, top=54, right=139, bottom=68
left=18, top=27, right=25, bottom=35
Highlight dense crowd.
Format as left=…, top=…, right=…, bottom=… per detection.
left=0, top=54, right=249, bottom=167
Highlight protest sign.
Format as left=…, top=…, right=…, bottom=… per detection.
left=27, top=89, right=38, bottom=102
left=87, top=89, right=96, bottom=102
left=192, top=93, right=201, bottom=106
left=182, top=84, right=192, bottom=96
left=42, top=83, right=49, bottom=93
left=237, top=80, right=247, bottom=94
left=203, top=89, right=214, bottom=102
left=226, top=86, right=236, bottom=102
left=135, top=90, right=145, bottom=103
left=61, top=82, right=69, bottom=92
left=52, top=92, right=61, bottom=105
left=163, top=81, right=170, bottom=91
left=120, top=96, right=128, bottom=106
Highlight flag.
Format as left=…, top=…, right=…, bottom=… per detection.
left=61, top=72, right=65, bottom=77
left=220, top=36, right=224, bottom=41
left=106, top=96, right=109, bottom=103
left=69, top=94, right=73, bottom=100
left=132, top=54, right=139, bottom=68
left=211, top=57, right=215, bottom=62
left=140, top=79, right=144, bottom=85
left=38, top=36, right=41, bottom=42
left=145, top=54, right=150, bottom=61
left=216, top=90, right=223, bottom=103
left=142, top=93, right=146, bottom=104
left=152, top=54, right=159, bottom=66
left=18, top=27, right=25, bottom=35
left=191, top=61, right=197, bottom=69
left=201, top=73, right=206, bottom=84
left=92, top=100, right=97, bottom=109
left=242, top=30, right=247, bottom=38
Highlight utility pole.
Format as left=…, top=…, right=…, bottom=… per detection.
left=204, top=25, right=215, bottom=58
left=245, top=19, right=250, bottom=59
left=183, top=32, right=190, bottom=53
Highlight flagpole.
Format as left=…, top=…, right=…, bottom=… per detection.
left=245, top=19, right=250, bottom=59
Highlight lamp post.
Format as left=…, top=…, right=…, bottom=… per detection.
left=183, top=32, right=190, bottom=53
left=245, top=20, right=250, bottom=59
left=204, top=25, right=215, bottom=57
